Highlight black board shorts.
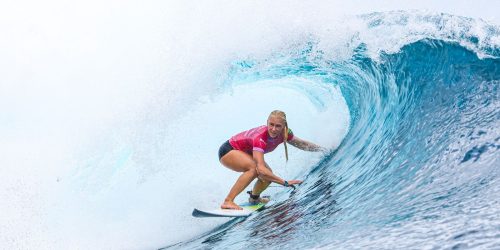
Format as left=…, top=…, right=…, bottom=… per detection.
left=218, top=140, right=234, bottom=160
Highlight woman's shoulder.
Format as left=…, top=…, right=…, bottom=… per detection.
left=240, top=125, right=267, bottom=137
left=255, top=125, right=268, bottom=135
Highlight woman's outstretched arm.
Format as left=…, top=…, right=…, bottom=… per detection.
left=288, top=136, right=327, bottom=152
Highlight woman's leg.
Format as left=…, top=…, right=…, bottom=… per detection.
left=220, top=150, right=258, bottom=209
left=252, top=179, right=271, bottom=196
left=252, top=163, right=272, bottom=196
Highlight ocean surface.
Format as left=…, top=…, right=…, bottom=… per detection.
left=1, top=3, right=499, bottom=250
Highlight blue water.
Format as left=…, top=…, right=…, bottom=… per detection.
left=165, top=13, right=500, bottom=250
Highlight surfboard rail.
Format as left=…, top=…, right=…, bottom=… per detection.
left=192, top=201, right=267, bottom=218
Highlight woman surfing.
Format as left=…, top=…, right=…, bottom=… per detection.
left=218, top=110, right=326, bottom=210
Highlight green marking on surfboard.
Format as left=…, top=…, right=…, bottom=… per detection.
left=239, top=202, right=267, bottom=211
left=192, top=201, right=268, bottom=218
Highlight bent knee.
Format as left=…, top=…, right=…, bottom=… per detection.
left=246, top=167, right=258, bottom=177
left=256, top=166, right=267, bottom=177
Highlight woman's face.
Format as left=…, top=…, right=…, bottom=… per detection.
left=267, top=115, right=285, bottom=138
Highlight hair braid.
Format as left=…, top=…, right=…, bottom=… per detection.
left=269, top=110, right=289, bottom=162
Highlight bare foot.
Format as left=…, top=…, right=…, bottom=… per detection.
left=221, top=201, right=243, bottom=210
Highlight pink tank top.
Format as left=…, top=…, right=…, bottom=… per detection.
left=229, top=125, right=294, bottom=155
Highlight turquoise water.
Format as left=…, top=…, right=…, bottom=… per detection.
left=166, top=12, right=500, bottom=250
left=3, top=6, right=499, bottom=249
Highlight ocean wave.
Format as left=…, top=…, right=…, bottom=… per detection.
left=172, top=11, right=500, bottom=249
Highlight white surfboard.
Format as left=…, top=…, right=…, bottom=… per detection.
left=192, top=201, right=267, bottom=218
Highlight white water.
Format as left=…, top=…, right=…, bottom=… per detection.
left=1, top=1, right=498, bottom=249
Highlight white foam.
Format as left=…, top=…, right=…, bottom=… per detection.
left=1, top=0, right=498, bottom=249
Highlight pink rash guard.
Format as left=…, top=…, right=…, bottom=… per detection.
left=229, top=125, right=294, bottom=155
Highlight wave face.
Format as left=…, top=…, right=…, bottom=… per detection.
left=169, top=12, right=500, bottom=249
left=4, top=6, right=499, bottom=249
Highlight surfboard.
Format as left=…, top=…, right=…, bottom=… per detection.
left=192, top=201, right=267, bottom=218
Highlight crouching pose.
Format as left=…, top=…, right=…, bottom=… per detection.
left=218, top=110, right=326, bottom=210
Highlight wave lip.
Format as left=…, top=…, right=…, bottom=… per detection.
left=357, top=10, right=500, bottom=59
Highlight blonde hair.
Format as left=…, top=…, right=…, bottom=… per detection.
left=269, top=110, right=289, bottom=162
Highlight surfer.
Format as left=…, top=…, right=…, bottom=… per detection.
left=218, top=110, right=326, bottom=210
